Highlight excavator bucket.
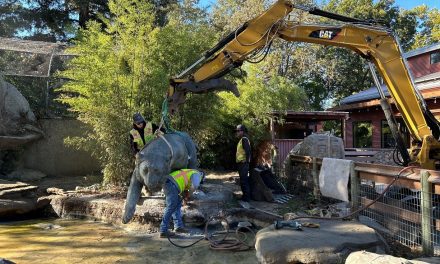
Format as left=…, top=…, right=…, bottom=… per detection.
left=167, top=78, right=239, bottom=114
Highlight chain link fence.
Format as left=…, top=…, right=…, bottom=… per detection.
left=0, top=37, right=73, bottom=118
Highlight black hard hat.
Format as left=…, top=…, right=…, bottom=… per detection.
left=133, top=112, right=145, bottom=124
left=235, top=124, right=247, bottom=133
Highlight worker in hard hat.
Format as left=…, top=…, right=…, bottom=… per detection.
left=129, top=112, right=156, bottom=156
left=159, top=169, right=205, bottom=238
left=235, top=124, right=251, bottom=202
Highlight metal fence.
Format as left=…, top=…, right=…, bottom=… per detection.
left=286, top=155, right=440, bottom=256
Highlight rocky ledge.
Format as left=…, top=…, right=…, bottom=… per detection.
left=0, top=179, right=43, bottom=218
left=38, top=183, right=278, bottom=231
left=255, top=218, right=386, bottom=264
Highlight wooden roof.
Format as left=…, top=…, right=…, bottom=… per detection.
left=271, top=111, right=349, bottom=121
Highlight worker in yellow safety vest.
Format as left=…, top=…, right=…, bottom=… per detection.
left=129, top=112, right=156, bottom=156
left=159, top=169, right=205, bottom=238
left=235, top=124, right=251, bottom=202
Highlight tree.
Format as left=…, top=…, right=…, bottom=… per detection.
left=58, top=0, right=216, bottom=184
left=279, top=0, right=429, bottom=108
left=410, top=6, right=440, bottom=48
left=0, top=0, right=110, bottom=41
left=207, top=63, right=307, bottom=168
left=0, top=0, right=27, bottom=37
left=58, top=0, right=160, bottom=184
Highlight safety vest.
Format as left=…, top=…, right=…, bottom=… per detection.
left=130, top=122, right=154, bottom=150
left=236, top=137, right=250, bottom=163
left=169, top=169, right=199, bottom=193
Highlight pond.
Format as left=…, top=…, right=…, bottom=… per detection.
left=0, top=218, right=257, bottom=264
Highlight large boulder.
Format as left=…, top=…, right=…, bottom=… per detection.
left=0, top=179, right=40, bottom=218
left=255, top=218, right=384, bottom=264
left=0, top=78, right=42, bottom=149
left=6, top=168, right=47, bottom=181
left=345, top=251, right=431, bottom=264
left=282, top=132, right=344, bottom=193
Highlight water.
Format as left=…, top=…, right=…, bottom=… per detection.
left=0, top=218, right=257, bottom=264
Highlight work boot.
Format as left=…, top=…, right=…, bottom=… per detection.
left=159, top=230, right=175, bottom=238
left=174, top=227, right=190, bottom=234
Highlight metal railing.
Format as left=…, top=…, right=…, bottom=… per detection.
left=285, top=155, right=440, bottom=256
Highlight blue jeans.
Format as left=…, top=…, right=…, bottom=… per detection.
left=159, top=179, right=184, bottom=233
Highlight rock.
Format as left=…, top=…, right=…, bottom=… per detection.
left=46, top=187, right=66, bottom=195
left=255, top=219, right=384, bottom=264
left=223, top=208, right=280, bottom=228
left=0, top=78, right=36, bottom=125
left=373, top=150, right=398, bottom=166
left=345, top=251, right=430, bottom=264
left=238, top=221, right=253, bottom=228
left=0, top=258, right=15, bottom=264
left=33, top=223, right=63, bottom=230
left=47, top=182, right=236, bottom=230
left=6, top=168, right=46, bottom=181
left=414, top=257, right=440, bottom=264
left=281, top=133, right=344, bottom=193
left=0, top=198, right=37, bottom=217
left=182, top=183, right=234, bottom=226
left=75, top=183, right=100, bottom=192
left=0, top=179, right=40, bottom=218
left=0, top=78, right=42, bottom=149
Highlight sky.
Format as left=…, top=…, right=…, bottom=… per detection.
left=199, top=0, right=440, bottom=10
left=394, top=0, right=439, bottom=9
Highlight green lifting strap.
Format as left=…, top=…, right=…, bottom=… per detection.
left=161, top=98, right=174, bottom=133
left=160, top=99, right=187, bottom=138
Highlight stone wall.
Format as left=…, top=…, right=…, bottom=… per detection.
left=23, top=119, right=101, bottom=176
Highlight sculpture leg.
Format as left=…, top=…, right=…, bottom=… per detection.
left=122, top=168, right=142, bottom=224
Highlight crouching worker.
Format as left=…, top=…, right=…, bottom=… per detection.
left=159, top=169, right=205, bottom=238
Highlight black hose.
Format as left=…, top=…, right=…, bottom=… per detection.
left=167, top=216, right=255, bottom=251
left=168, top=166, right=416, bottom=249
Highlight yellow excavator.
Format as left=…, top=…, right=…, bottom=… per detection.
left=166, top=0, right=440, bottom=170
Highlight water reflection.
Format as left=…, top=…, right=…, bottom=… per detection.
left=0, top=218, right=257, bottom=264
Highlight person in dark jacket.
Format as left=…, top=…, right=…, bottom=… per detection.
left=235, top=124, right=251, bottom=202
left=129, top=113, right=158, bottom=156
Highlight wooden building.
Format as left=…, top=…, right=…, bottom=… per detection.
left=270, top=111, right=348, bottom=164
left=331, top=42, right=440, bottom=149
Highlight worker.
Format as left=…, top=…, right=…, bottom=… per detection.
left=129, top=112, right=156, bottom=156
left=159, top=169, right=205, bottom=238
left=235, top=124, right=251, bottom=202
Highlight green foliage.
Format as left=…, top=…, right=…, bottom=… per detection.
left=214, top=63, right=307, bottom=166
left=0, top=0, right=109, bottom=41
left=410, top=6, right=440, bottom=48
left=58, top=0, right=162, bottom=184
left=57, top=0, right=217, bottom=184
left=353, top=121, right=372, bottom=148
left=322, top=120, right=342, bottom=137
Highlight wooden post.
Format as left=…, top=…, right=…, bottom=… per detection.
left=350, top=161, right=360, bottom=219
left=421, top=170, right=433, bottom=256
left=312, top=157, right=320, bottom=200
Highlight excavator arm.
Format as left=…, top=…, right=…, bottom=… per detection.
left=168, top=0, right=440, bottom=169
